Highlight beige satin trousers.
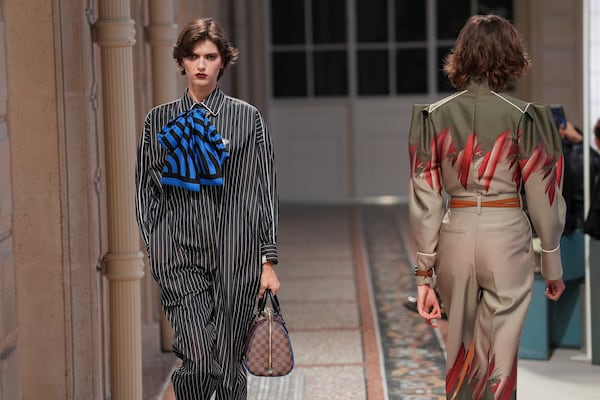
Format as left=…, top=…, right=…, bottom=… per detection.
left=435, top=204, right=533, bottom=400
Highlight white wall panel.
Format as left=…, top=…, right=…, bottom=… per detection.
left=270, top=102, right=350, bottom=202
left=352, top=100, right=415, bottom=198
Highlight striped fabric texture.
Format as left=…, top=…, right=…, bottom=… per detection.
left=135, top=87, right=279, bottom=400
left=158, top=106, right=229, bottom=190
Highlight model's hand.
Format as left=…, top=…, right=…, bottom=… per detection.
left=545, top=279, right=565, bottom=301
left=416, top=284, right=442, bottom=328
left=259, top=262, right=280, bottom=298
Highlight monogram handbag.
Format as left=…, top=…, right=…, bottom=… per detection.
left=243, top=289, right=294, bottom=377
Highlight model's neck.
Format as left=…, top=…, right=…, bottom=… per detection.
left=188, top=86, right=215, bottom=104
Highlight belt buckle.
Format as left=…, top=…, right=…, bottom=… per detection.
left=476, top=193, right=482, bottom=214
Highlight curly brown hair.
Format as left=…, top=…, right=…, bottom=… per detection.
left=173, top=17, right=239, bottom=80
left=443, top=14, right=531, bottom=92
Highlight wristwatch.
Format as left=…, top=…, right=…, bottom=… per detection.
left=414, top=268, right=433, bottom=277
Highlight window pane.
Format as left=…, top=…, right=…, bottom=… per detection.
left=272, top=52, right=307, bottom=97
left=271, top=1, right=305, bottom=44
left=312, top=0, right=347, bottom=44
left=395, top=0, right=427, bottom=41
left=437, top=46, right=454, bottom=92
left=358, top=50, right=389, bottom=95
left=477, top=0, right=513, bottom=19
left=437, top=0, right=470, bottom=40
left=396, top=49, right=427, bottom=94
left=314, top=50, right=348, bottom=96
left=356, top=0, right=388, bottom=42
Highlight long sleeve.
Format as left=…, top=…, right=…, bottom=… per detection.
left=519, top=104, right=566, bottom=280
left=255, top=111, right=279, bottom=264
left=408, top=104, right=445, bottom=285
left=135, top=114, right=166, bottom=249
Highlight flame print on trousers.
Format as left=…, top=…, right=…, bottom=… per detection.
left=447, top=341, right=518, bottom=400
left=519, top=141, right=563, bottom=206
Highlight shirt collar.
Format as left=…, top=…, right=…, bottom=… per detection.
left=178, top=87, right=226, bottom=117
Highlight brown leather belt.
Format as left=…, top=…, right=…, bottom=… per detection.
left=449, top=197, right=521, bottom=208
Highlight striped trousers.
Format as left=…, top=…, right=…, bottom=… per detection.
left=149, top=209, right=260, bottom=400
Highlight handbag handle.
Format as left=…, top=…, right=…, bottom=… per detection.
left=257, top=289, right=281, bottom=314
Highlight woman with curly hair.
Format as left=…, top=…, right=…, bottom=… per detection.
left=408, top=14, right=566, bottom=399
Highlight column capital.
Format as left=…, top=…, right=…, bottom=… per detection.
left=93, top=18, right=136, bottom=47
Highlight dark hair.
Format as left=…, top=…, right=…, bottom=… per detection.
left=172, top=17, right=239, bottom=79
left=443, top=14, right=531, bottom=92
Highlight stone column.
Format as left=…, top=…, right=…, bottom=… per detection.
left=94, top=1, right=145, bottom=399
left=146, top=0, right=178, bottom=352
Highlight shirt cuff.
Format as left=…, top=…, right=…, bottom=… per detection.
left=261, top=243, right=278, bottom=265
left=415, top=275, right=434, bottom=286
left=540, top=245, right=563, bottom=280
left=414, top=251, right=436, bottom=286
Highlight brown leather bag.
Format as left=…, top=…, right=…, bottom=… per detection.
left=243, top=290, right=294, bottom=377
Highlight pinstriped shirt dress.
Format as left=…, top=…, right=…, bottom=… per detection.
left=135, top=87, right=278, bottom=399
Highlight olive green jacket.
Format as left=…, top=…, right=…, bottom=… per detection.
left=408, top=80, right=566, bottom=285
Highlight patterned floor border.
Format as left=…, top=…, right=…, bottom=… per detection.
left=357, top=205, right=446, bottom=399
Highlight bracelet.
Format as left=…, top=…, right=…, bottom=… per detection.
left=540, top=244, right=560, bottom=253
left=414, top=268, right=433, bottom=277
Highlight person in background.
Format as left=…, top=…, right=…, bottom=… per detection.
left=558, top=120, right=600, bottom=235
left=559, top=121, right=586, bottom=234
left=594, top=118, right=600, bottom=151
left=135, top=18, right=280, bottom=400
left=408, top=14, right=566, bottom=399
left=582, top=119, right=600, bottom=238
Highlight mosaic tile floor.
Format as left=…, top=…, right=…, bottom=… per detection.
left=359, top=205, right=446, bottom=399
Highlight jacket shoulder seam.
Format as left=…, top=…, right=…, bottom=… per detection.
left=428, top=90, right=468, bottom=113
left=491, top=91, right=530, bottom=113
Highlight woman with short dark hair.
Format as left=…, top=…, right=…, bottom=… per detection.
left=408, top=14, right=566, bottom=399
left=136, top=17, right=280, bottom=400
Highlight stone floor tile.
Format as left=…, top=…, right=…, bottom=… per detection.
left=277, top=277, right=356, bottom=303
left=290, top=330, right=363, bottom=365
left=284, top=301, right=359, bottom=331
left=298, top=366, right=366, bottom=400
